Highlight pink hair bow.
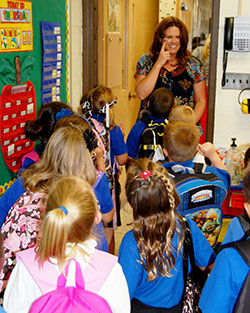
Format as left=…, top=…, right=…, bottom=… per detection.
left=140, top=170, right=152, bottom=179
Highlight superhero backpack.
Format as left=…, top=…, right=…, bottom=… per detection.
left=89, top=118, right=114, bottom=190
left=167, top=163, right=227, bottom=247
left=29, top=258, right=113, bottom=313
left=137, top=116, right=168, bottom=161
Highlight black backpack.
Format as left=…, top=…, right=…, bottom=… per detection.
left=221, top=214, right=250, bottom=313
left=137, top=116, right=168, bottom=160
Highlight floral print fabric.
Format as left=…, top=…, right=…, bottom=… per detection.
left=135, top=54, right=205, bottom=111
left=0, top=191, right=44, bottom=302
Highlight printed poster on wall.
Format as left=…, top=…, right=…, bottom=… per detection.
left=0, top=0, right=33, bottom=52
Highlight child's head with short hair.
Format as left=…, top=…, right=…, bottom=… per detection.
left=168, top=105, right=195, bottom=124
left=148, top=87, right=174, bottom=119
left=36, top=176, right=99, bottom=269
left=126, top=158, right=184, bottom=281
left=244, top=147, right=250, bottom=169
left=163, top=121, right=200, bottom=162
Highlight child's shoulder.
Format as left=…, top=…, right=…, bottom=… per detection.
left=120, top=230, right=137, bottom=247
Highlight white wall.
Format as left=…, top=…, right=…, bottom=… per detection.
left=214, top=0, right=250, bottom=148
left=69, top=0, right=82, bottom=112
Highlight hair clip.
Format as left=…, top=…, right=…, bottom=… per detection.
left=55, top=108, right=73, bottom=121
left=98, top=100, right=117, bottom=128
left=82, top=100, right=92, bottom=111
left=58, top=206, right=68, bottom=215
left=98, top=100, right=117, bottom=114
left=140, top=170, right=152, bottom=179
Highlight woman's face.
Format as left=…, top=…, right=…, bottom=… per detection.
left=162, top=26, right=181, bottom=56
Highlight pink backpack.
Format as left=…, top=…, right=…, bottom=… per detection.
left=29, top=258, right=113, bottom=313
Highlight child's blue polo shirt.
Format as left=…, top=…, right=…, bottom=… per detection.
left=118, top=217, right=215, bottom=308
left=199, top=245, right=249, bottom=313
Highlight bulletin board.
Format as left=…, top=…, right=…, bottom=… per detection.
left=0, top=0, right=33, bottom=52
left=0, top=0, right=68, bottom=193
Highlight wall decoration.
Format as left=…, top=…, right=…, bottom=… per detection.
left=0, top=55, right=36, bottom=172
left=108, top=0, right=121, bottom=32
left=159, top=0, right=176, bottom=21
left=0, top=0, right=33, bottom=52
left=40, top=21, right=62, bottom=104
left=0, top=80, right=36, bottom=172
left=0, top=178, right=16, bottom=196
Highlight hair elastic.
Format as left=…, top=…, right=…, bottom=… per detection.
left=55, top=108, right=73, bottom=121
left=58, top=206, right=68, bottom=215
left=140, top=170, right=152, bottom=179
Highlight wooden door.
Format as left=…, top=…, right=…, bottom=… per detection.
left=97, top=0, right=159, bottom=138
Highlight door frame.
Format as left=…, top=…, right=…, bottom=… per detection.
left=82, top=0, right=98, bottom=94
left=206, top=0, right=220, bottom=142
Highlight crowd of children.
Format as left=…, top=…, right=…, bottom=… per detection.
left=0, top=84, right=249, bottom=313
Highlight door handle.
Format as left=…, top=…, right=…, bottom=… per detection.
left=128, top=91, right=137, bottom=100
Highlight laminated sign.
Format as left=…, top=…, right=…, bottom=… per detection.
left=0, top=81, right=36, bottom=172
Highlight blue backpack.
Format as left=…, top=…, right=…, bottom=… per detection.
left=167, top=163, right=227, bottom=247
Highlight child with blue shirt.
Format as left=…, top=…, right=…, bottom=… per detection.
left=80, top=85, right=128, bottom=253
left=126, top=87, right=174, bottom=159
left=162, top=121, right=230, bottom=246
left=199, top=163, right=250, bottom=313
left=119, top=158, right=215, bottom=311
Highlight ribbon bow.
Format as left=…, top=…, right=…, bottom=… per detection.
left=140, top=170, right=152, bottom=179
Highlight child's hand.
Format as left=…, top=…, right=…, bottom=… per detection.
left=92, top=147, right=105, bottom=172
left=198, top=142, right=229, bottom=173
left=198, top=142, right=216, bottom=159
left=94, top=147, right=104, bottom=160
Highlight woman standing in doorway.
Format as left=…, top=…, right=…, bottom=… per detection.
left=134, top=16, right=206, bottom=125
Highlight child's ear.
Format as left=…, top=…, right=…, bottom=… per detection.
left=163, top=148, right=168, bottom=157
left=244, top=202, right=250, bottom=218
left=95, top=210, right=102, bottom=225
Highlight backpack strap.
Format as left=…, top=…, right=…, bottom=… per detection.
left=89, top=118, right=111, bottom=169
left=89, top=118, right=105, bottom=133
left=222, top=239, right=250, bottom=267
left=221, top=239, right=250, bottom=313
left=193, top=162, right=206, bottom=174
left=17, top=247, right=117, bottom=294
left=237, top=214, right=250, bottom=240
left=21, top=151, right=40, bottom=166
